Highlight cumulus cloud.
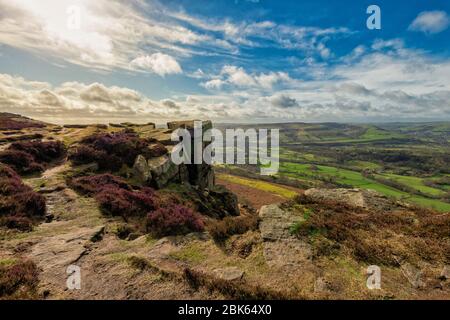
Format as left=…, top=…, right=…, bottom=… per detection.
left=409, top=11, right=450, bottom=34
left=201, top=65, right=295, bottom=91
left=269, top=94, right=299, bottom=108
left=130, top=53, right=182, bottom=76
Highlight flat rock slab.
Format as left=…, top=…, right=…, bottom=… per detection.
left=30, top=225, right=105, bottom=270
left=259, top=204, right=311, bottom=269
left=213, top=267, right=244, bottom=281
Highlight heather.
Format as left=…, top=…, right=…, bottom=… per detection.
left=69, top=131, right=156, bottom=171
left=146, top=204, right=205, bottom=237
left=291, top=194, right=450, bottom=266
left=0, top=260, right=39, bottom=299
left=0, top=140, right=66, bottom=174
left=70, top=174, right=203, bottom=236
left=0, top=164, right=46, bottom=231
left=0, top=118, right=44, bottom=130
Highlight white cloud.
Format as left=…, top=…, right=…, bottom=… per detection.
left=201, top=65, right=296, bottom=90
left=409, top=11, right=450, bottom=34
left=130, top=53, right=182, bottom=76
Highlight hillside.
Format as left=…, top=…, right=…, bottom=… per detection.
left=0, top=114, right=448, bottom=300
left=215, top=122, right=450, bottom=212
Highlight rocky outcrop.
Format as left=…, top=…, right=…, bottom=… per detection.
left=258, top=204, right=312, bottom=269
left=132, top=120, right=215, bottom=191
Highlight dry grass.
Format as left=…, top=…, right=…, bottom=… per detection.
left=291, top=194, right=450, bottom=267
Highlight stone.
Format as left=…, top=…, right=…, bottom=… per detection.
left=213, top=267, right=244, bottom=281
left=439, top=266, right=449, bottom=281
left=304, top=188, right=395, bottom=211
left=133, top=155, right=152, bottom=183
left=400, top=262, right=425, bottom=289
left=314, top=277, right=331, bottom=293
left=258, top=204, right=312, bottom=268
left=148, top=155, right=179, bottom=188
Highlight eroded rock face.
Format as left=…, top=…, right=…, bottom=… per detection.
left=133, top=155, right=151, bottom=183
left=132, top=120, right=216, bottom=191
left=259, top=204, right=312, bottom=269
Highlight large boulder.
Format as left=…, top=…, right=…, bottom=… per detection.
left=147, top=155, right=180, bottom=189
left=133, top=155, right=152, bottom=183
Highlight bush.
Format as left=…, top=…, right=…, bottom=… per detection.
left=207, top=214, right=259, bottom=242
left=69, top=174, right=132, bottom=195
left=70, top=131, right=151, bottom=171
left=0, top=260, right=39, bottom=299
left=70, top=174, right=156, bottom=219
left=0, top=140, right=66, bottom=174
left=95, top=186, right=156, bottom=218
left=290, top=194, right=450, bottom=266
left=146, top=204, right=204, bottom=237
left=0, top=118, right=44, bottom=130
left=0, top=164, right=46, bottom=230
left=9, top=140, right=66, bottom=163
left=0, top=150, right=43, bottom=174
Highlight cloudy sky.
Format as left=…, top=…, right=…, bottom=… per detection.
left=0, top=0, right=449, bottom=124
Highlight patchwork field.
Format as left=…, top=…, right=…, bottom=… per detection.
left=215, top=122, right=450, bottom=212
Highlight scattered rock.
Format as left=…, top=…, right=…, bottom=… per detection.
left=314, top=277, right=332, bottom=293
left=213, top=267, right=244, bottom=281
left=400, top=262, right=425, bottom=289
left=439, top=266, right=449, bottom=281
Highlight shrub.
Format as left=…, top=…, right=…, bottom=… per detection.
left=0, top=118, right=44, bottom=130
left=9, top=140, right=66, bottom=163
left=0, top=150, right=43, bottom=174
left=290, top=194, right=450, bottom=266
left=69, top=174, right=132, bottom=195
left=207, top=214, right=259, bottom=242
left=70, top=174, right=156, bottom=219
left=0, top=164, right=46, bottom=230
left=0, top=140, right=66, bottom=174
left=0, top=260, right=39, bottom=299
left=147, top=142, right=168, bottom=157
left=146, top=204, right=204, bottom=237
left=95, top=186, right=156, bottom=218
left=71, top=131, right=151, bottom=171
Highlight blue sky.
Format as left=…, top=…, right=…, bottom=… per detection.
left=0, top=0, right=449, bottom=124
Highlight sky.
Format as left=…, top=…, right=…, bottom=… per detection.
left=0, top=0, right=449, bottom=124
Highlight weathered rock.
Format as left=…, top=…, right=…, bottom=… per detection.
left=207, top=185, right=239, bottom=217
left=148, top=155, right=179, bottom=188
left=400, top=262, right=425, bottom=289
left=30, top=225, right=105, bottom=272
left=304, top=188, right=396, bottom=210
left=133, top=155, right=152, bottom=183
left=314, top=277, right=332, bottom=293
left=213, top=267, right=244, bottom=281
left=259, top=204, right=312, bottom=268
left=439, top=266, right=449, bottom=281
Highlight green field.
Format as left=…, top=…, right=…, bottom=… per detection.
left=279, top=161, right=450, bottom=212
